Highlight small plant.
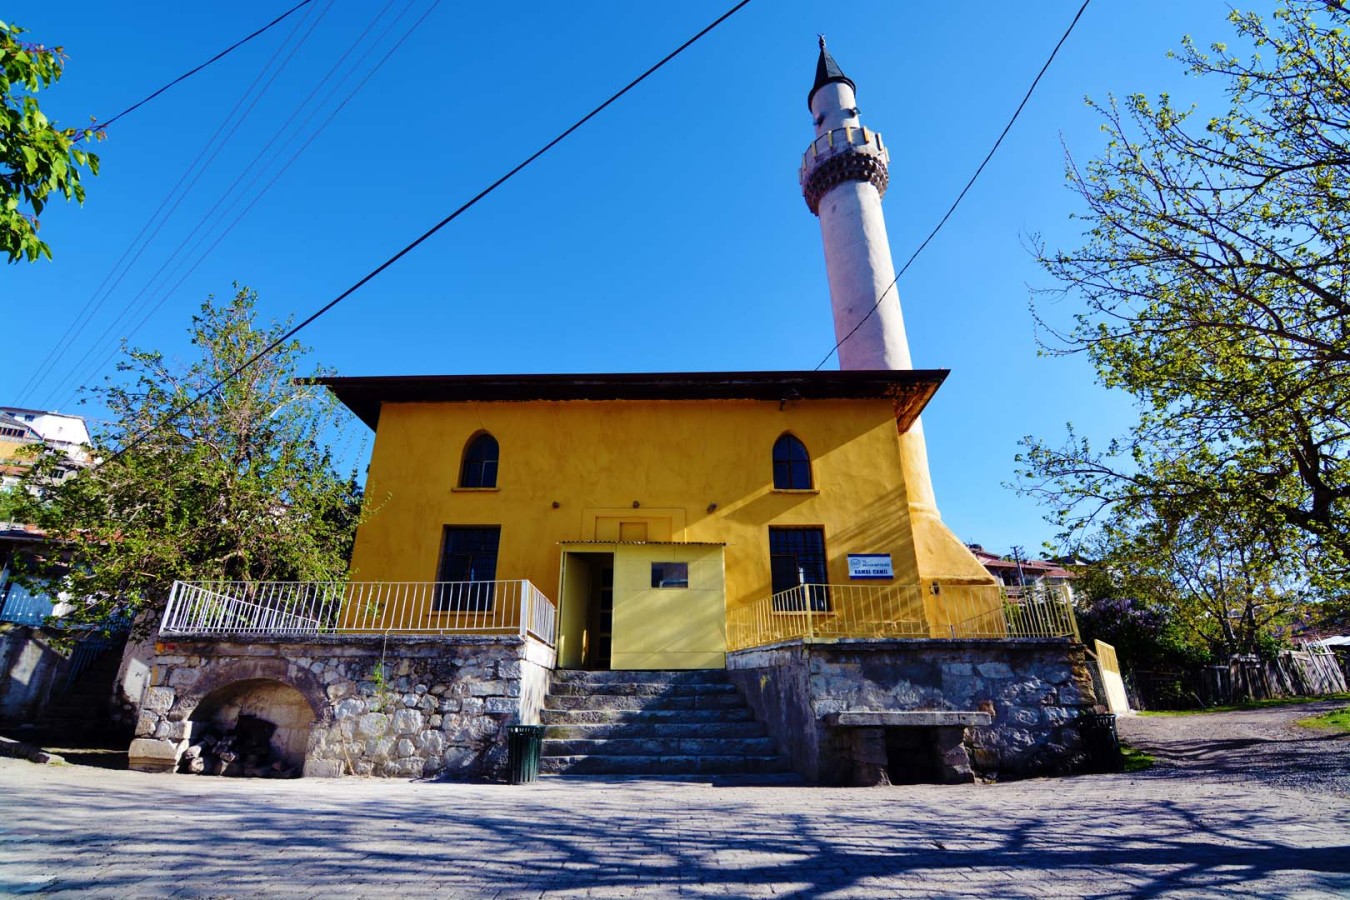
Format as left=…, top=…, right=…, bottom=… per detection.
left=1119, top=742, right=1155, bottom=773
left=368, top=661, right=394, bottom=713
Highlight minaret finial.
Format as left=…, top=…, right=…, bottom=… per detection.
left=808, top=37, right=856, bottom=111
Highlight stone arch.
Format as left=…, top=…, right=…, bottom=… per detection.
left=175, top=656, right=331, bottom=727
left=187, top=678, right=317, bottom=774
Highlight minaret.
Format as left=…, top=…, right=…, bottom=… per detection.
left=800, top=37, right=939, bottom=516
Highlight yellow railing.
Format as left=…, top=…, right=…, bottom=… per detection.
left=726, top=583, right=1078, bottom=651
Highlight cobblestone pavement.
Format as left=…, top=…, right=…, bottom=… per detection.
left=1117, top=698, right=1350, bottom=798
left=4, top=743, right=1350, bottom=899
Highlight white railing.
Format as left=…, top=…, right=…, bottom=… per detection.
left=727, top=582, right=1079, bottom=651
left=160, top=580, right=557, bottom=645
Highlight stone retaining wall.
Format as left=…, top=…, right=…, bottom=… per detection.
left=128, top=634, right=555, bottom=779
left=727, top=638, right=1097, bottom=784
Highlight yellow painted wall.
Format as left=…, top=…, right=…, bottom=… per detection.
left=348, top=397, right=994, bottom=664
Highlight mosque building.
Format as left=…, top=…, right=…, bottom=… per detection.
left=129, top=43, right=1095, bottom=785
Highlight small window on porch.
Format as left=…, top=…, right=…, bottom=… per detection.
left=651, top=562, right=689, bottom=589
left=769, top=525, right=830, bottom=611
left=435, top=526, right=500, bottom=611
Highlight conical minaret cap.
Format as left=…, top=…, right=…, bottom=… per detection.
left=808, top=36, right=856, bottom=110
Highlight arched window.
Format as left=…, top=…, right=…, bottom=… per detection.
left=772, top=434, right=812, bottom=490
left=459, top=433, right=499, bottom=488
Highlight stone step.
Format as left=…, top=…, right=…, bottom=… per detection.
left=540, top=707, right=753, bottom=726
left=542, top=720, right=767, bottom=740
left=550, top=670, right=730, bottom=686
left=538, top=754, right=793, bottom=776
left=542, top=736, right=779, bottom=758
left=546, top=681, right=739, bottom=697
left=544, top=692, right=745, bottom=712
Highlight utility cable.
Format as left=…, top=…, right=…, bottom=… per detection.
left=91, top=0, right=318, bottom=133
left=56, top=0, right=433, bottom=412
left=43, top=0, right=335, bottom=408
left=101, top=0, right=755, bottom=464
left=812, top=0, right=1092, bottom=371
left=18, top=0, right=328, bottom=407
left=48, top=0, right=402, bottom=410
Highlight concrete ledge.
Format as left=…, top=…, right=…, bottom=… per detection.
left=822, top=710, right=992, bottom=728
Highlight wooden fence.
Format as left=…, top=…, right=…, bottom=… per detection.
left=1129, top=646, right=1347, bottom=710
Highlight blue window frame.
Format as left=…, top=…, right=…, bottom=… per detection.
left=435, top=526, right=500, bottom=611
left=459, top=433, right=499, bottom=488
left=772, top=434, right=812, bottom=490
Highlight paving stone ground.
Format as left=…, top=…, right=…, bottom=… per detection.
left=3, top=703, right=1349, bottom=898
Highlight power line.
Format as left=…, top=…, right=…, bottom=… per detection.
left=47, top=0, right=424, bottom=410
left=19, top=2, right=330, bottom=407
left=91, top=0, right=319, bottom=133
left=812, top=0, right=1092, bottom=371
left=101, top=0, right=755, bottom=465
left=56, top=0, right=435, bottom=412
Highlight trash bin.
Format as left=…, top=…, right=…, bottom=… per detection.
left=1079, top=712, right=1123, bottom=774
left=507, top=724, right=545, bottom=784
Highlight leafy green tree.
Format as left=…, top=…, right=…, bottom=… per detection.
left=1076, top=503, right=1307, bottom=661
left=2, top=19, right=101, bottom=263
left=11, top=286, right=363, bottom=628
left=1071, top=553, right=1211, bottom=672
left=1022, top=0, right=1350, bottom=597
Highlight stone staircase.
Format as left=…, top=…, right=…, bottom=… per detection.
left=539, top=669, right=795, bottom=778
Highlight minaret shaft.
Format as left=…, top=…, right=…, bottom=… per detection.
left=817, top=179, right=910, bottom=370
left=801, top=48, right=939, bottom=515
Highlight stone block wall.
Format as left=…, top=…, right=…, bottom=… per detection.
left=128, top=634, right=555, bottom=779
left=727, top=638, right=1097, bottom=784
left=0, top=624, right=68, bottom=725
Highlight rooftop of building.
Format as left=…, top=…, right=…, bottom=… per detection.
left=310, top=369, right=948, bottom=431
left=968, top=545, right=1076, bottom=580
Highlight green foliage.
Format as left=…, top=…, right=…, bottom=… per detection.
left=10, top=286, right=364, bottom=628
left=1141, top=692, right=1350, bottom=716
left=1072, top=557, right=1213, bottom=669
left=0, top=485, right=24, bottom=522
left=1296, top=705, right=1350, bottom=732
left=1119, top=742, right=1156, bottom=773
left=368, top=660, right=393, bottom=713
left=0, top=20, right=101, bottom=263
left=1021, top=1, right=1350, bottom=617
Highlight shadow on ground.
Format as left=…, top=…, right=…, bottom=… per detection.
left=4, top=774, right=1348, bottom=898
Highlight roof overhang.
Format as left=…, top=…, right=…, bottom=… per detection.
left=308, top=369, right=948, bottom=433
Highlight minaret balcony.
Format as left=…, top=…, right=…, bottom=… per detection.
left=799, top=126, right=891, bottom=215
left=799, top=126, right=889, bottom=187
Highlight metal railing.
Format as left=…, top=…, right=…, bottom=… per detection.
left=727, top=582, right=1079, bottom=651
left=160, top=579, right=557, bottom=645
left=0, top=581, right=56, bottom=626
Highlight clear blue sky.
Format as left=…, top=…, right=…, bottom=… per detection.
left=3, top=0, right=1273, bottom=557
